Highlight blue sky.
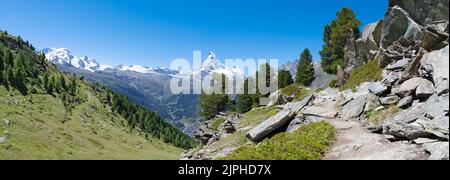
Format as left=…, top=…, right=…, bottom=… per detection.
left=0, top=0, right=387, bottom=67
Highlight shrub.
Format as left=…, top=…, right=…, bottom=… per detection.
left=221, top=121, right=336, bottom=160
left=210, top=117, right=225, bottom=132
left=366, top=105, right=400, bottom=125
left=341, top=60, right=382, bottom=91
left=281, top=84, right=310, bottom=101
left=328, top=79, right=338, bottom=88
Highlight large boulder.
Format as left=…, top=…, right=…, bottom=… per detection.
left=423, top=142, right=449, bottom=160
left=362, top=20, right=384, bottom=46
left=344, top=29, right=360, bottom=75
left=356, top=21, right=384, bottom=66
left=382, top=71, right=401, bottom=86
left=267, top=90, right=290, bottom=107
left=420, top=46, right=449, bottom=95
left=365, top=93, right=382, bottom=112
left=369, top=82, right=388, bottom=96
left=381, top=6, right=424, bottom=48
left=386, top=58, right=410, bottom=71
left=382, top=108, right=431, bottom=140
left=247, top=110, right=296, bottom=142
left=383, top=94, right=449, bottom=140
left=393, top=77, right=430, bottom=97
left=422, top=25, right=449, bottom=51
left=389, top=0, right=449, bottom=27
left=283, top=94, right=315, bottom=114
left=248, top=94, right=316, bottom=142
left=302, top=106, right=338, bottom=119
left=345, top=21, right=383, bottom=75
left=380, top=95, right=400, bottom=105
left=415, top=79, right=435, bottom=98
left=397, top=95, right=414, bottom=108
left=341, top=95, right=367, bottom=119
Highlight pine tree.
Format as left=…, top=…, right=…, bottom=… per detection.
left=0, top=47, right=4, bottom=84
left=296, top=49, right=315, bottom=86
left=70, top=77, right=77, bottom=95
left=47, top=76, right=55, bottom=94
left=236, top=79, right=254, bottom=113
left=43, top=73, right=49, bottom=90
left=59, top=75, right=66, bottom=90
left=320, top=7, right=361, bottom=74
left=278, top=70, right=293, bottom=89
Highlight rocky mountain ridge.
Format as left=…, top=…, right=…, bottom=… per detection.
left=185, top=0, right=449, bottom=160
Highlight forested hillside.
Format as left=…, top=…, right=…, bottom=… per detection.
left=0, top=30, right=197, bottom=159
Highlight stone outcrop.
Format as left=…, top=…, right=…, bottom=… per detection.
left=341, top=95, right=367, bottom=119
left=344, top=21, right=383, bottom=74
left=247, top=94, right=315, bottom=142
left=389, top=0, right=449, bottom=27
left=420, top=46, right=449, bottom=95
left=247, top=110, right=296, bottom=142
left=381, top=6, right=424, bottom=49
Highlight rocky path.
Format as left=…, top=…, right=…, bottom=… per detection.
left=324, top=118, right=429, bottom=160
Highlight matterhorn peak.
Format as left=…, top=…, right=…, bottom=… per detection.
left=202, top=51, right=225, bottom=71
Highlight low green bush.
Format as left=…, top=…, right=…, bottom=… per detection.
left=221, top=121, right=336, bottom=160
left=341, top=60, right=382, bottom=91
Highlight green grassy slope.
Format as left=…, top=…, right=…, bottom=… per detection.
left=0, top=30, right=187, bottom=159
left=0, top=85, right=182, bottom=160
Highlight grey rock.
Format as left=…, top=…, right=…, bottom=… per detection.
left=436, top=80, right=449, bottom=95
left=353, top=21, right=382, bottom=67
left=3, top=119, right=10, bottom=126
left=423, top=142, right=449, bottom=160
left=267, top=90, right=285, bottom=107
left=302, top=106, right=338, bottom=119
left=286, top=117, right=306, bottom=133
left=422, top=94, right=448, bottom=119
left=341, top=95, right=367, bottom=119
left=381, top=6, right=423, bottom=48
left=420, top=46, right=449, bottom=95
left=338, top=98, right=353, bottom=107
left=380, top=95, right=400, bottom=105
left=397, top=96, right=414, bottom=108
left=383, top=117, right=432, bottom=140
left=247, top=110, right=296, bottom=142
left=386, top=58, right=410, bottom=71
left=0, top=136, right=7, bottom=143
left=344, top=29, right=360, bottom=75
left=362, top=20, right=383, bottom=46
left=369, top=82, right=388, bottom=96
left=422, top=25, right=449, bottom=51
left=286, top=116, right=323, bottom=133
left=394, top=77, right=429, bottom=97
left=383, top=94, right=449, bottom=140
left=389, top=0, right=449, bottom=27
left=283, top=94, right=315, bottom=114
left=413, top=138, right=439, bottom=145
left=382, top=71, right=400, bottom=86
left=365, top=93, right=382, bottom=113
left=416, top=79, right=435, bottom=98
left=341, top=89, right=355, bottom=101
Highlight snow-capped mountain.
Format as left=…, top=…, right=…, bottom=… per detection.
left=191, top=52, right=243, bottom=78
left=43, top=48, right=112, bottom=72
left=43, top=48, right=241, bottom=79
left=43, top=48, right=173, bottom=75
